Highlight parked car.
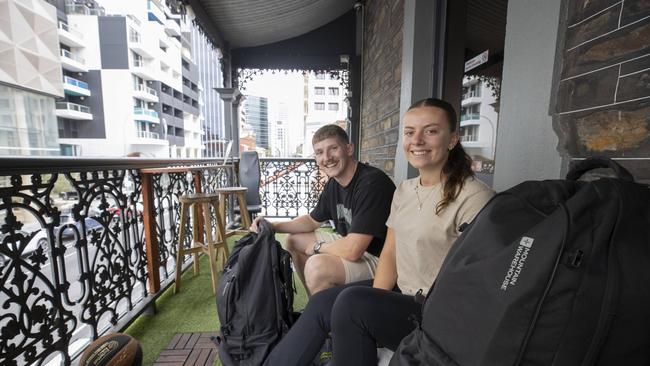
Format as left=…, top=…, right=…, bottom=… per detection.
left=59, top=191, right=79, bottom=200
left=0, top=229, right=48, bottom=265
left=54, top=214, right=103, bottom=239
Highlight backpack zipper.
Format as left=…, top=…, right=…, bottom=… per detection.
left=580, top=183, right=622, bottom=366
left=514, top=203, right=570, bottom=365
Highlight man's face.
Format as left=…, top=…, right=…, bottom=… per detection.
left=313, top=137, right=353, bottom=179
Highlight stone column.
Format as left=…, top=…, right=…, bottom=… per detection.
left=215, top=88, right=243, bottom=157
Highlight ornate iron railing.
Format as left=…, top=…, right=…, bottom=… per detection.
left=0, top=156, right=322, bottom=365
left=258, top=158, right=325, bottom=218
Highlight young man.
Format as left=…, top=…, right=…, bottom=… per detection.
left=251, top=124, right=395, bottom=295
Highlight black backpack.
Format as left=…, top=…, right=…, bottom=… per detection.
left=390, top=157, right=650, bottom=366
left=215, top=220, right=294, bottom=366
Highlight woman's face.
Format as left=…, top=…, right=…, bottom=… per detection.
left=402, top=106, right=459, bottom=172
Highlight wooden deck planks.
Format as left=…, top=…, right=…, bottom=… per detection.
left=153, top=332, right=219, bottom=366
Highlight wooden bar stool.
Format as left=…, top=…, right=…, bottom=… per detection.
left=175, top=192, right=229, bottom=294
left=215, top=187, right=251, bottom=236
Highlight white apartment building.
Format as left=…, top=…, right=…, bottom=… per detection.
left=459, top=77, right=499, bottom=161
left=303, top=72, right=348, bottom=157
left=54, top=0, right=210, bottom=158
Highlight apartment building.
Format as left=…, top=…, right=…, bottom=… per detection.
left=459, top=77, right=499, bottom=162
left=303, top=72, right=348, bottom=157
left=0, top=0, right=62, bottom=156
left=50, top=0, right=214, bottom=158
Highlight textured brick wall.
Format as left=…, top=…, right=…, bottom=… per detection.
left=554, top=0, right=650, bottom=182
left=359, top=0, right=404, bottom=178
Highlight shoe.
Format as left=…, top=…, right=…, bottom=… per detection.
left=312, top=337, right=332, bottom=366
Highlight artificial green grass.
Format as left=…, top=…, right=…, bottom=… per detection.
left=125, top=234, right=309, bottom=366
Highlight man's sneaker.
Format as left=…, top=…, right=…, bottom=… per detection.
left=312, top=337, right=332, bottom=366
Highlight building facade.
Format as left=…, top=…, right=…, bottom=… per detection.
left=303, top=72, right=348, bottom=156
left=242, top=95, right=269, bottom=152
left=0, top=0, right=62, bottom=156
left=40, top=0, right=223, bottom=158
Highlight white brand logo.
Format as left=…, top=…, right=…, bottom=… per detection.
left=500, top=236, right=534, bottom=291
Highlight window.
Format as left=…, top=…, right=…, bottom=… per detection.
left=460, top=125, right=479, bottom=142
left=328, top=103, right=339, bottom=111
left=329, top=87, right=339, bottom=96
left=314, top=102, right=325, bottom=110
left=315, top=73, right=326, bottom=80
left=314, top=87, right=325, bottom=95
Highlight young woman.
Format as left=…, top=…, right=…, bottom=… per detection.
left=264, top=98, right=494, bottom=366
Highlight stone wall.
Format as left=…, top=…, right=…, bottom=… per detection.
left=359, top=0, right=404, bottom=178
left=554, top=0, right=650, bottom=182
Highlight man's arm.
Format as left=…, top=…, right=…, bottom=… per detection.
left=309, top=232, right=372, bottom=261
left=250, top=214, right=321, bottom=234
left=372, top=228, right=397, bottom=290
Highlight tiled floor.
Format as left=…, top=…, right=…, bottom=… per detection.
left=153, top=332, right=219, bottom=366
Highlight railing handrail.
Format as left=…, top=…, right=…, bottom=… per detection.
left=60, top=49, right=85, bottom=63
left=63, top=75, right=89, bottom=89
left=0, top=157, right=238, bottom=175
left=56, top=101, right=90, bottom=114
left=58, top=21, right=83, bottom=38
left=127, top=14, right=142, bottom=26
left=132, top=59, right=145, bottom=67
left=134, top=84, right=157, bottom=96
left=460, top=113, right=480, bottom=121
left=137, top=130, right=159, bottom=139
left=133, top=107, right=158, bottom=118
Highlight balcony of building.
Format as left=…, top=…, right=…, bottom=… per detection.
left=164, top=18, right=181, bottom=37
left=55, top=102, right=92, bottom=120
left=63, top=76, right=91, bottom=97
left=3, top=0, right=648, bottom=365
left=133, top=84, right=159, bottom=103
left=131, top=59, right=157, bottom=80
left=57, top=21, right=85, bottom=48
left=64, top=0, right=105, bottom=16
left=131, top=130, right=169, bottom=146
left=128, top=32, right=156, bottom=59
left=133, top=107, right=161, bottom=124
left=60, top=49, right=88, bottom=73
left=147, top=0, right=166, bottom=24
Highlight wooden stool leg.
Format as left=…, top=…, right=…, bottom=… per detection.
left=219, top=193, right=227, bottom=231
left=175, top=202, right=189, bottom=293
left=211, top=201, right=229, bottom=270
left=191, top=203, right=201, bottom=276
left=203, top=201, right=219, bottom=294
left=236, top=192, right=251, bottom=228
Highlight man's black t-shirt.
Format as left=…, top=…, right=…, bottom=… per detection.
left=310, top=163, right=395, bottom=257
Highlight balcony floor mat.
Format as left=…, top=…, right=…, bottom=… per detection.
left=153, top=332, right=219, bottom=366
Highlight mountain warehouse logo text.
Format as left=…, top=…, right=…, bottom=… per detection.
left=500, top=236, right=534, bottom=291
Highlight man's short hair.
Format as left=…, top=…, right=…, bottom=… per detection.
left=312, top=124, right=350, bottom=146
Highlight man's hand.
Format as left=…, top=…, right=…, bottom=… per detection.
left=250, top=216, right=270, bottom=233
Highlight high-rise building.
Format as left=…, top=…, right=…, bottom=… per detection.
left=270, top=101, right=289, bottom=156
left=189, top=11, right=225, bottom=158
left=0, top=0, right=62, bottom=156
left=459, top=76, right=499, bottom=161
left=302, top=72, right=348, bottom=156
left=243, top=95, right=269, bottom=152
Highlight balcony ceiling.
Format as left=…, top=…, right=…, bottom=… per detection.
left=191, top=0, right=355, bottom=49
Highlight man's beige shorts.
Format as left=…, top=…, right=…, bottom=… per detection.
left=315, top=231, right=380, bottom=283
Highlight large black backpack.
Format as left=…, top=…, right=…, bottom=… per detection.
left=215, top=220, right=294, bottom=366
left=390, top=157, right=650, bottom=366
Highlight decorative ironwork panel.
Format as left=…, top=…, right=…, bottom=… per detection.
left=259, top=159, right=325, bottom=218
left=0, top=170, right=147, bottom=366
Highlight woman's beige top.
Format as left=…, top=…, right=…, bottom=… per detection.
left=386, top=176, right=494, bottom=296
